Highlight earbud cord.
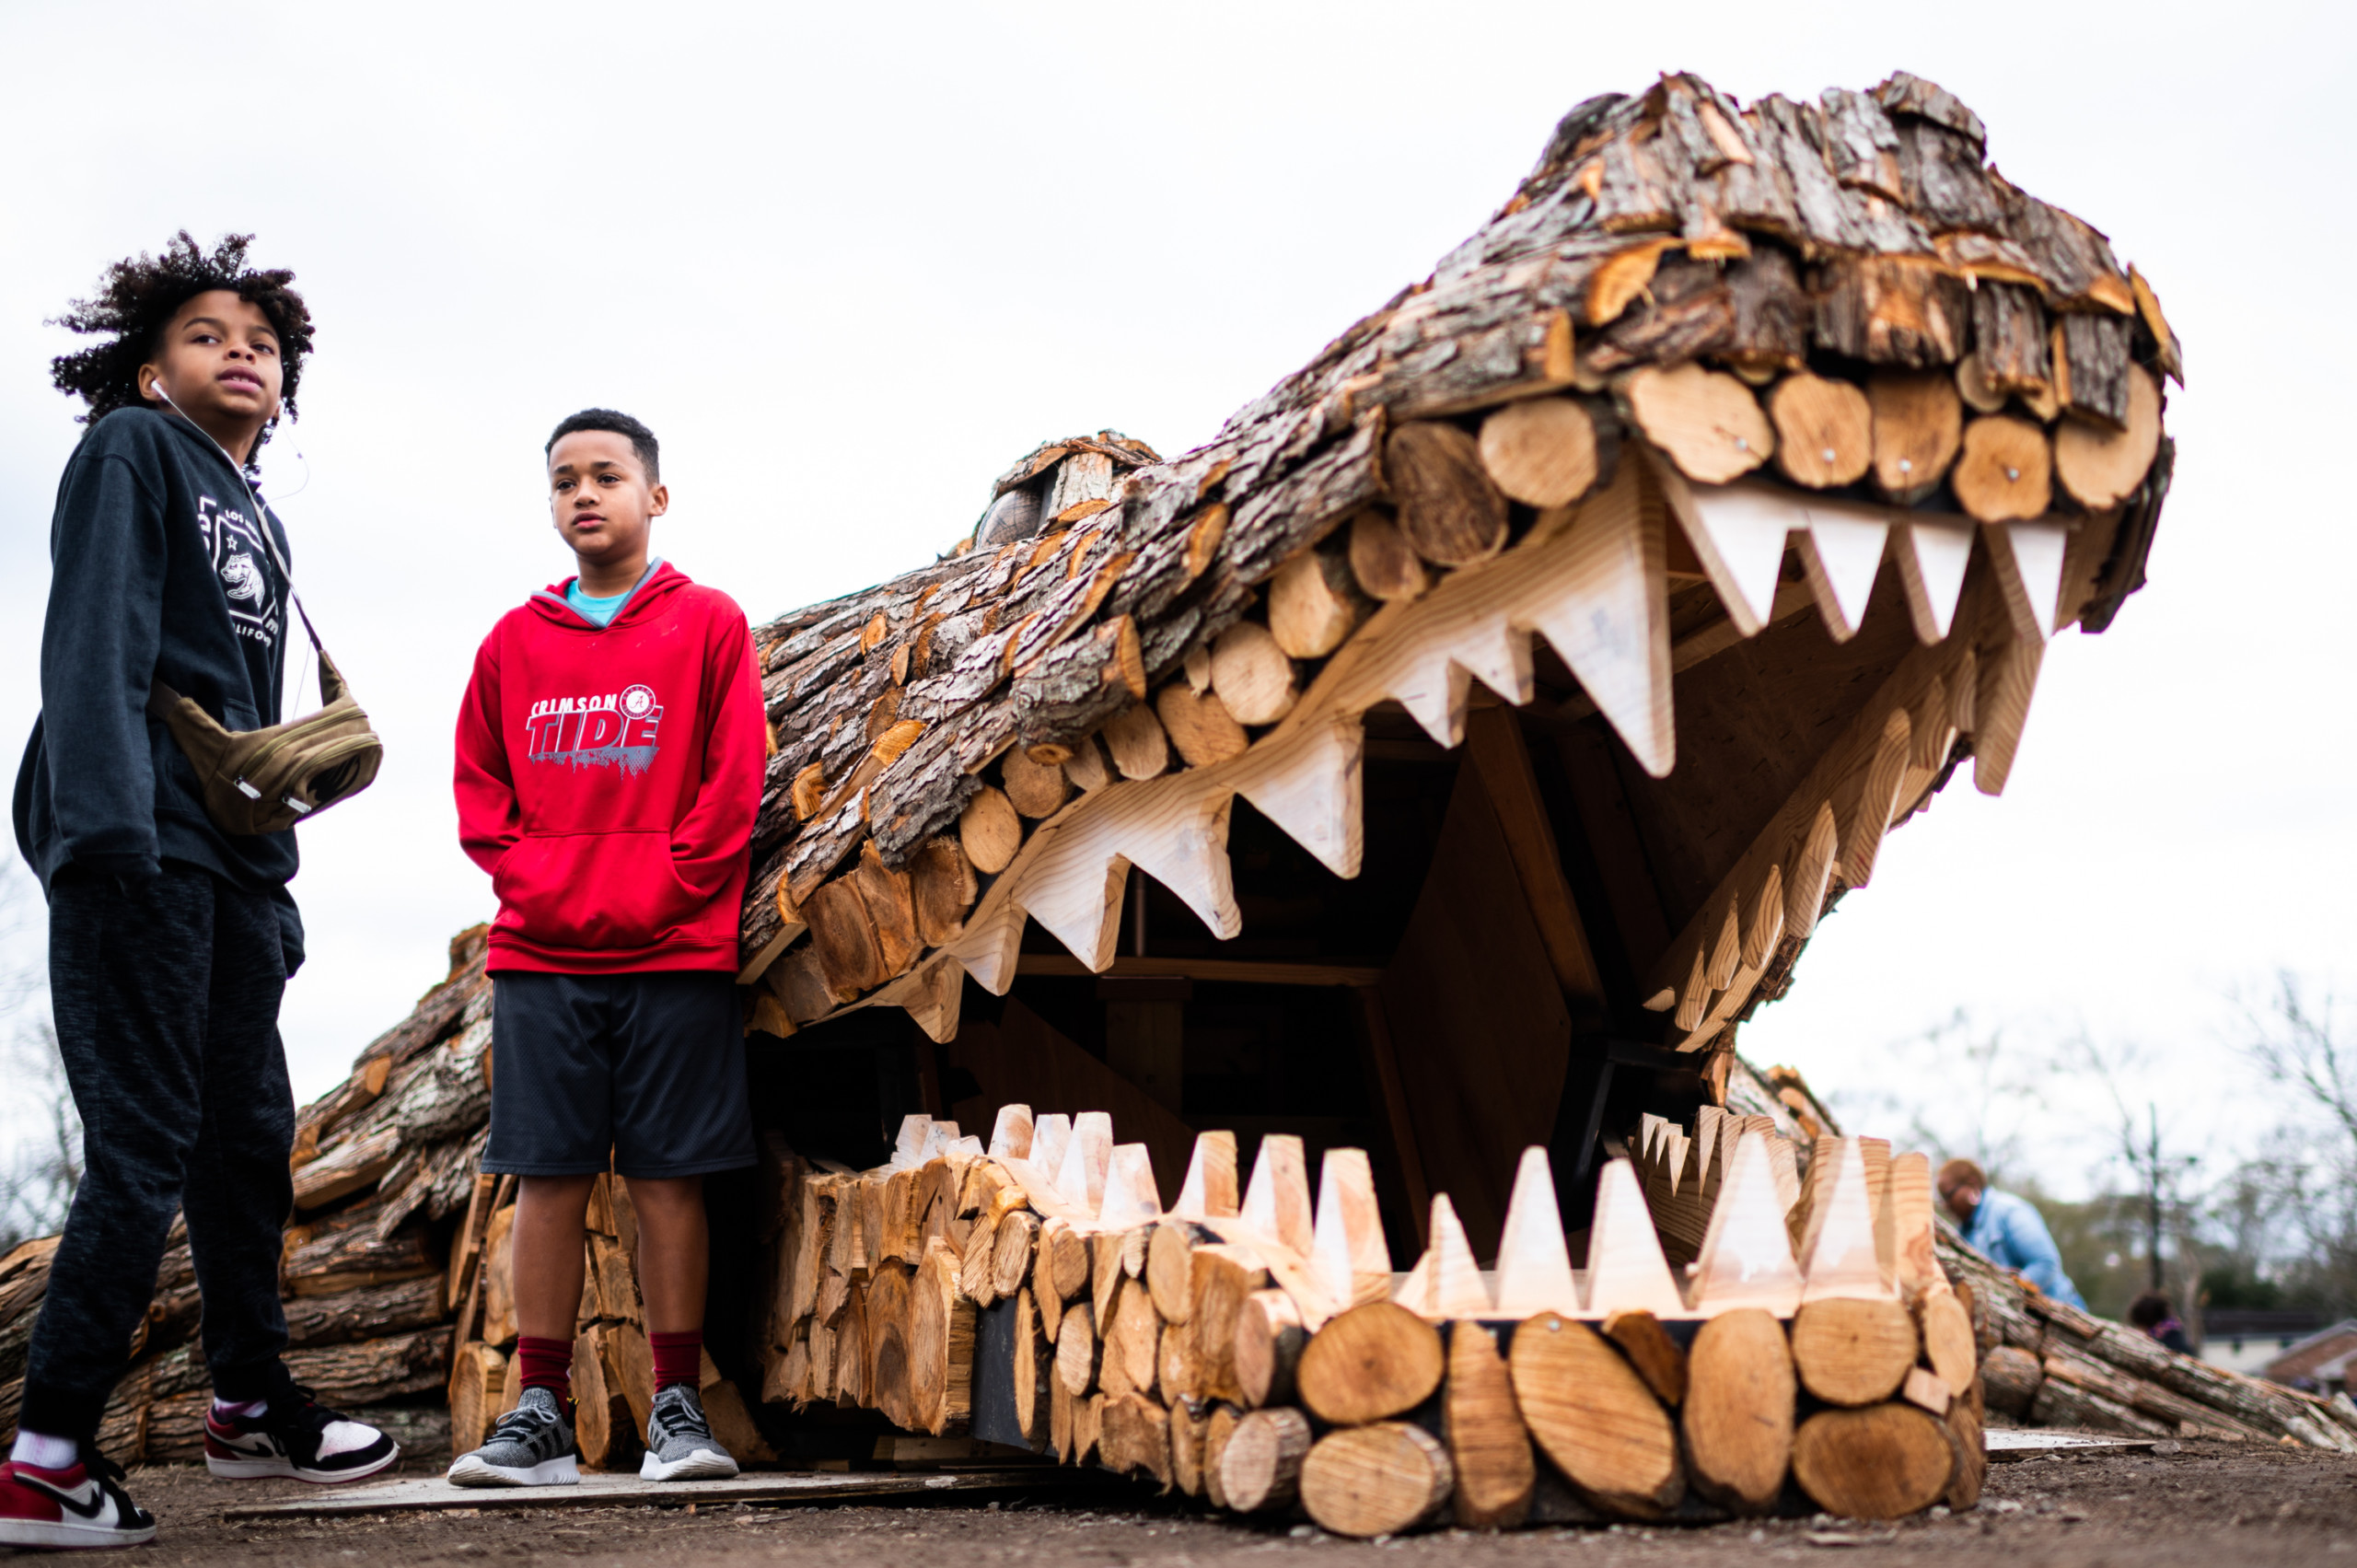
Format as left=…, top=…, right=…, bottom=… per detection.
left=149, top=384, right=324, bottom=711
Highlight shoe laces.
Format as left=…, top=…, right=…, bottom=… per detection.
left=266, top=1383, right=349, bottom=1439
left=655, top=1386, right=713, bottom=1440
left=492, top=1388, right=566, bottom=1440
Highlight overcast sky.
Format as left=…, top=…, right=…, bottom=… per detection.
left=0, top=3, right=2349, bottom=1197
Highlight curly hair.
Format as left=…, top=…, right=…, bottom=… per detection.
left=49, top=232, right=315, bottom=470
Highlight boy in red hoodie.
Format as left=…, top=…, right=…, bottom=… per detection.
left=447, top=409, right=764, bottom=1487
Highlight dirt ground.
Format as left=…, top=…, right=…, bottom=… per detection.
left=64, top=1440, right=2353, bottom=1567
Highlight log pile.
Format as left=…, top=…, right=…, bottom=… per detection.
left=445, top=1166, right=776, bottom=1470
left=737, top=70, right=2177, bottom=1085
left=764, top=1093, right=2266, bottom=1529
left=1712, top=1080, right=2357, bottom=1454
left=0, top=924, right=779, bottom=1472
left=1940, top=1218, right=2357, bottom=1453
left=0, top=926, right=499, bottom=1462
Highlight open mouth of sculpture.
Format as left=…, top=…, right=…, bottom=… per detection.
left=745, top=420, right=2165, bottom=1255
left=738, top=73, right=2176, bottom=1281
left=743, top=74, right=2176, bottom=1144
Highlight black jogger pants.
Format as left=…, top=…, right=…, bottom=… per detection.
left=20, top=862, right=296, bottom=1446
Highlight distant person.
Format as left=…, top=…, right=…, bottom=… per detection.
left=447, top=410, right=765, bottom=1488
left=2130, top=1292, right=2193, bottom=1354
left=3, top=237, right=396, bottom=1552
left=1937, top=1158, right=2087, bottom=1309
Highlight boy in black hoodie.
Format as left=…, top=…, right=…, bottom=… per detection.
left=1, top=236, right=395, bottom=1551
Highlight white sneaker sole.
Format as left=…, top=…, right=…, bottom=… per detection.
left=0, top=1517, right=157, bottom=1550
left=639, top=1447, right=739, bottom=1482
left=208, top=1443, right=401, bottom=1485
left=446, top=1453, right=581, bottom=1488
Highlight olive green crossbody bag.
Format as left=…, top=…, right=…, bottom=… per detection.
left=144, top=445, right=384, bottom=836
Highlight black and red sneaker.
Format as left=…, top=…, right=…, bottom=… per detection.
left=0, top=1452, right=157, bottom=1550
left=204, top=1385, right=398, bottom=1484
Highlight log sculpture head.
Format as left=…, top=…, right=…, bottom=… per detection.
left=745, top=72, right=2177, bottom=1213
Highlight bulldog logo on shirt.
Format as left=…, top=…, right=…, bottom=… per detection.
left=524, top=687, right=664, bottom=774
left=220, top=552, right=264, bottom=604
left=195, top=496, right=282, bottom=647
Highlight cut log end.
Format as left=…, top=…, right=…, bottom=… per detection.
left=1792, top=1404, right=1956, bottom=1520
left=1054, top=1302, right=1098, bottom=1396
left=1387, top=422, right=1509, bottom=568
left=1868, top=372, right=1964, bottom=504
left=1101, top=703, right=1171, bottom=781
left=1208, top=621, right=1299, bottom=728
left=1766, top=374, right=1871, bottom=490
left=1300, top=1423, right=1456, bottom=1539
left=1508, top=1313, right=1682, bottom=1519
left=1626, top=364, right=1773, bottom=486
left=1479, top=396, right=1601, bottom=508
left=1683, top=1307, right=1795, bottom=1516
left=1001, top=747, right=1071, bottom=819
left=1979, top=1343, right=2041, bottom=1420
left=1145, top=1223, right=1195, bottom=1324
left=1791, top=1296, right=1921, bottom=1407
left=1602, top=1310, right=1688, bottom=1405
left=1444, top=1320, right=1534, bottom=1530
left=1919, top=1292, right=1979, bottom=1392
left=1155, top=685, right=1250, bottom=767
left=1348, top=508, right=1432, bottom=602
left=1233, top=1289, right=1306, bottom=1411
left=958, top=785, right=1023, bottom=876
left=2053, top=366, right=2163, bottom=509
left=1295, top=1301, right=1445, bottom=1426
left=1268, top=548, right=1370, bottom=660
left=1219, top=1406, right=1312, bottom=1515
left=1951, top=416, right=2053, bottom=523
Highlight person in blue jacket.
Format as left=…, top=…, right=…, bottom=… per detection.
left=1939, top=1157, right=2087, bottom=1309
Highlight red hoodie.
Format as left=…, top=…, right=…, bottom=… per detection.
left=455, top=562, right=764, bottom=974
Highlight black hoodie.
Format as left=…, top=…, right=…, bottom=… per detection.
left=13, top=406, right=305, bottom=972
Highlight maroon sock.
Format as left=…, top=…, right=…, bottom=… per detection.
left=649, top=1330, right=702, bottom=1391
left=516, top=1335, right=574, bottom=1398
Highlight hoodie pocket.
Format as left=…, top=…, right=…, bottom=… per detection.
left=491, top=830, right=704, bottom=952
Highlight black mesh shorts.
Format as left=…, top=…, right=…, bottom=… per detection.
left=482, top=970, right=756, bottom=1179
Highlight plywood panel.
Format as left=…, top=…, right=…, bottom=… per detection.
left=1376, top=764, right=1573, bottom=1260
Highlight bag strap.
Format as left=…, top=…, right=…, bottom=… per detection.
left=246, top=505, right=325, bottom=656
left=161, top=407, right=325, bottom=656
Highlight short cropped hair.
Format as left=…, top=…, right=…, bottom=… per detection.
left=50, top=232, right=315, bottom=470
left=1937, top=1158, right=1988, bottom=1192
left=546, top=408, right=659, bottom=483
left=2128, top=1292, right=2172, bottom=1329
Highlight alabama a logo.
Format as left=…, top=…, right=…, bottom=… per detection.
left=524, top=683, right=662, bottom=773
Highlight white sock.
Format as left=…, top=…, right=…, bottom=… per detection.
left=213, top=1398, right=266, bottom=1421
left=11, top=1430, right=77, bottom=1470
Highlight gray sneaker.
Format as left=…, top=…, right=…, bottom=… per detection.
left=639, top=1384, right=738, bottom=1481
left=446, top=1387, right=581, bottom=1488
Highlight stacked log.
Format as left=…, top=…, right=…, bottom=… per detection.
left=737, top=70, right=2177, bottom=1071
left=754, top=1098, right=2046, bottom=1530
left=0, top=923, right=778, bottom=1472
left=1940, top=1222, right=2357, bottom=1452
left=0, top=926, right=499, bottom=1463
left=444, top=1137, right=775, bottom=1470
